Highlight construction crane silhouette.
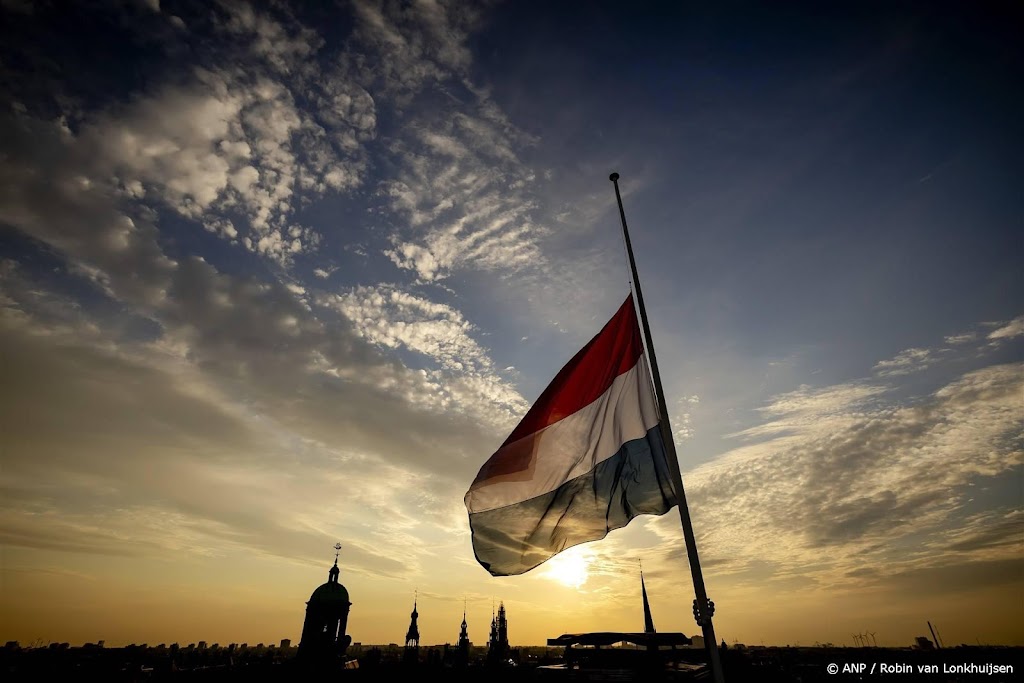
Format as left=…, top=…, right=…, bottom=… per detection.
left=928, top=621, right=942, bottom=649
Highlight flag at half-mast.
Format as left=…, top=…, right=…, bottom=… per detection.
left=465, top=294, right=678, bottom=576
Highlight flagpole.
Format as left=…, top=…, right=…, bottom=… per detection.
left=609, top=172, right=725, bottom=683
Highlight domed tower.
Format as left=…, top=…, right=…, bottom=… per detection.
left=298, top=544, right=352, bottom=664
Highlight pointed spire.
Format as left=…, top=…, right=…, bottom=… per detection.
left=459, top=597, right=469, bottom=641
left=405, top=591, right=420, bottom=646
left=641, top=560, right=656, bottom=634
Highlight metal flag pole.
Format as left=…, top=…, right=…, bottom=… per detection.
left=609, top=172, right=725, bottom=683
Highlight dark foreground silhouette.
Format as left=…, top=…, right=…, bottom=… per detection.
left=3, top=643, right=1020, bottom=682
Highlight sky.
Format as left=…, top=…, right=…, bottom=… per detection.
left=0, top=0, right=1021, bottom=650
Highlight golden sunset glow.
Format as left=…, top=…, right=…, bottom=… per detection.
left=543, top=545, right=593, bottom=590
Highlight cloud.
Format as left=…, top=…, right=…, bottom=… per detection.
left=673, top=396, right=700, bottom=442
left=0, top=2, right=554, bottom=586
left=941, top=510, right=1024, bottom=555
left=377, top=111, right=545, bottom=281
left=325, top=285, right=489, bottom=372
left=0, top=75, right=506, bottom=585
left=9, top=71, right=320, bottom=267
left=346, top=0, right=481, bottom=103
left=320, top=284, right=528, bottom=427
left=872, top=346, right=933, bottom=377
left=0, top=112, right=177, bottom=308
left=313, top=1, right=547, bottom=284
left=2, top=3, right=377, bottom=270
left=655, top=361, right=1024, bottom=594
left=988, top=315, right=1024, bottom=341
left=944, top=332, right=977, bottom=345
left=215, top=1, right=323, bottom=77
left=0, top=259, right=496, bottom=579
left=735, top=381, right=888, bottom=439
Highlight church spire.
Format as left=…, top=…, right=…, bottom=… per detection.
left=486, top=600, right=510, bottom=666
left=402, top=591, right=420, bottom=665
left=641, top=561, right=656, bottom=634
left=456, top=597, right=471, bottom=667
left=405, top=591, right=420, bottom=647
left=329, top=543, right=341, bottom=583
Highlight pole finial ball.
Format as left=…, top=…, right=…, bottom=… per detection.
left=609, top=172, right=620, bottom=182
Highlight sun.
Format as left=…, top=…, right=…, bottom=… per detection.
left=544, top=545, right=592, bottom=589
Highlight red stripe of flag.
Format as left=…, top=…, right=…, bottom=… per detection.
left=504, top=294, right=642, bottom=447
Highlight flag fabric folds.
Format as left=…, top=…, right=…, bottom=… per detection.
left=465, top=295, right=678, bottom=576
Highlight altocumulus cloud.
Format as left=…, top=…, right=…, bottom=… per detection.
left=640, top=354, right=1023, bottom=595
left=0, top=0, right=542, bottom=583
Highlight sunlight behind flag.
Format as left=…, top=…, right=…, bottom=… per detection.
left=542, top=544, right=593, bottom=589
left=464, top=295, right=678, bottom=576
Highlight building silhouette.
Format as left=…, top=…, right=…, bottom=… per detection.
left=297, top=544, right=351, bottom=667
left=641, top=570, right=656, bottom=634
left=403, top=595, right=420, bottom=664
left=486, top=601, right=510, bottom=666
left=545, top=567, right=695, bottom=675
left=456, top=603, right=471, bottom=667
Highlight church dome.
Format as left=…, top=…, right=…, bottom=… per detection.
left=307, top=561, right=349, bottom=604
left=309, top=580, right=349, bottom=604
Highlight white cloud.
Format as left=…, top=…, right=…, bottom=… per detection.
left=216, top=1, right=323, bottom=77
left=313, top=0, right=548, bottom=284
left=345, top=0, right=481, bottom=103
left=326, top=285, right=487, bottom=371
left=0, top=58, right=517, bottom=537
left=0, top=113, right=177, bottom=308
left=320, top=285, right=528, bottom=427
left=737, top=381, right=888, bottom=439
left=988, top=315, right=1024, bottom=341
left=59, top=67, right=343, bottom=267
left=872, top=346, right=933, bottom=377
left=663, top=362, right=1024, bottom=594
left=380, top=157, right=545, bottom=282
left=944, top=332, right=977, bottom=345
left=9, top=3, right=381, bottom=271
left=0, top=254, right=504, bottom=579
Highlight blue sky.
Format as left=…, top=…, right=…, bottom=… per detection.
left=0, top=0, right=1021, bottom=647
